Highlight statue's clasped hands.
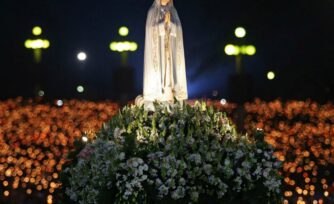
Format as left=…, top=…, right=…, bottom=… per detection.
left=165, top=12, right=171, bottom=24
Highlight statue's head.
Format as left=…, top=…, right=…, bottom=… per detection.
left=160, top=0, right=171, bottom=6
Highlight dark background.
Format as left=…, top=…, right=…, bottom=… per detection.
left=0, top=0, right=333, bottom=101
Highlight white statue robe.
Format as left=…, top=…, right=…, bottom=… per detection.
left=143, top=1, right=188, bottom=104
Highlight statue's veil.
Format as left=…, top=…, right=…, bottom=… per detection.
left=143, top=0, right=187, bottom=101
left=146, top=0, right=179, bottom=28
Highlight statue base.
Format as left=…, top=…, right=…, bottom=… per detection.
left=135, top=95, right=184, bottom=111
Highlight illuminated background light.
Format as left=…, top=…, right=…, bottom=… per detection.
left=3, top=191, right=9, bottom=197
left=24, top=39, right=50, bottom=49
left=235, top=27, right=246, bottom=38
left=77, top=52, right=87, bottom=61
left=212, top=90, right=218, bottom=97
left=82, top=136, right=88, bottom=142
left=56, top=100, right=63, bottom=107
left=225, top=44, right=239, bottom=56
left=25, top=39, right=49, bottom=49
left=32, top=26, right=42, bottom=36
left=38, top=90, right=45, bottom=97
left=109, top=41, right=138, bottom=52
left=267, top=71, right=276, bottom=80
left=245, top=45, right=256, bottom=55
left=77, top=85, right=84, bottom=93
left=118, top=26, right=129, bottom=37
left=220, top=98, right=227, bottom=105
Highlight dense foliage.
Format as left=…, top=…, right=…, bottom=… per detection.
left=61, top=102, right=282, bottom=204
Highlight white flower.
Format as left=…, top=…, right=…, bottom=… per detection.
left=179, top=177, right=186, bottom=186
left=171, top=186, right=185, bottom=200
left=235, top=150, right=244, bottom=160
left=264, top=151, right=271, bottom=159
left=224, top=158, right=231, bottom=166
left=158, top=184, right=169, bottom=196
left=114, top=127, right=126, bottom=141
left=241, top=161, right=251, bottom=169
left=203, top=164, right=213, bottom=175
left=141, top=175, right=148, bottom=180
left=155, top=178, right=162, bottom=186
left=143, top=164, right=149, bottom=171
left=208, top=175, right=218, bottom=185
left=263, top=168, right=271, bottom=178
left=253, top=166, right=262, bottom=179
left=189, top=153, right=202, bottom=165
left=66, top=189, right=78, bottom=201
left=264, top=161, right=273, bottom=168
left=190, top=191, right=199, bottom=202
left=66, top=104, right=282, bottom=203
left=187, top=137, right=195, bottom=145
left=234, top=177, right=242, bottom=189
left=119, top=152, right=125, bottom=160
left=136, top=130, right=145, bottom=142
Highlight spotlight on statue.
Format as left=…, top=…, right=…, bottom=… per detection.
left=77, top=52, right=87, bottom=61
left=267, top=71, right=276, bottom=80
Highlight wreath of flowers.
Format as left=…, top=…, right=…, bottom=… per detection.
left=61, top=102, right=282, bottom=204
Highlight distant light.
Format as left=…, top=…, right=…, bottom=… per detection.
left=267, top=71, right=276, bottom=80
left=77, top=52, right=87, bottom=61
left=3, top=181, right=9, bottom=187
left=56, top=100, right=63, bottom=107
left=32, top=26, right=42, bottom=36
left=212, top=90, right=218, bottom=97
left=25, top=39, right=50, bottom=49
left=225, top=44, right=239, bottom=56
left=119, top=26, right=129, bottom=37
left=38, top=90, right=45, bottom=97
left=244, top=45, right=256, bottom=56
left=110, top=41, right=138, bottom=52
left=26, top=189, right=32, bottom=195
left=220, top=98, right=227, bottom=105
left=82, top=136, right=88, bottom=142
left=77, top=85, right=84, bottom=93
left=4, top=190, right=9, bottom=197
left=256, top=128, right=264, bottom=131
left=235, top=27, right=246, bottom=38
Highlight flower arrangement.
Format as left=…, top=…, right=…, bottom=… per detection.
left=61, top=102, right=282, bottom=204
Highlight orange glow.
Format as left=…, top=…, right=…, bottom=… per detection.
left=0, top=99, right=119, bottom=202
left=3, top=191, right=10, bottom=197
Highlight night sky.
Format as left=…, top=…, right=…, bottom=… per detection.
left=1, top=0, right=333, bottom=101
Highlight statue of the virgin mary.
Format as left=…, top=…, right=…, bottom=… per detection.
left=137, top=0, right=187, bottom=108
